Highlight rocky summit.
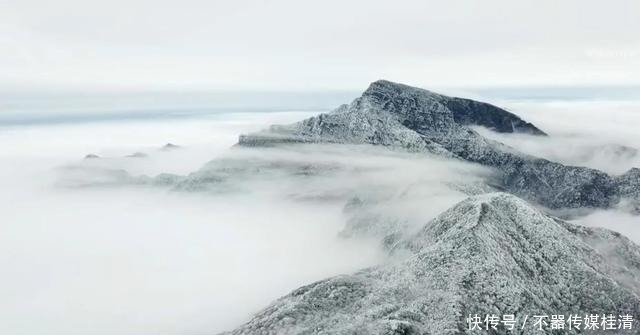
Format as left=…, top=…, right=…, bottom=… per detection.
left=223, top=193, right=640, bottom=335
left=237, top=80, right=639, bottom=211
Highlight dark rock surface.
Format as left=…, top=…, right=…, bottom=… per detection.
left=364, top=80, right=546, bottom=136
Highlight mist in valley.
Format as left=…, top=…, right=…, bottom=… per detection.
left=475, top=99, right=640, bottom=240
left=1, top=97, right=639, bottom=335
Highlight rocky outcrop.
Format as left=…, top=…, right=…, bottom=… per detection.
left=161, top=143, right=181, bottom=151
left=223, top=193, right=640, bottom=334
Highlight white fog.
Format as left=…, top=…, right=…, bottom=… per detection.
left=1, top=97, right=639, bottom=334
left=0, top=112, right=387, bottom=335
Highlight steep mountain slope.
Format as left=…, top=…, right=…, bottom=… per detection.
left=616, top=168, right=640, bottom=214
left=223, top=193, right=640, bottom=335
left=236, top=80, right=639, bottom=210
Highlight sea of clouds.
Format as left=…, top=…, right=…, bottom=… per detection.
left=3, top=109, right=485, bottom=335
left=1, top=96, right=639, bottom=335
left=0, top=111, right=384, bottom=335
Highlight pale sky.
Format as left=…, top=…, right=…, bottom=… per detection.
left=1, top=0, right=639, bottom=91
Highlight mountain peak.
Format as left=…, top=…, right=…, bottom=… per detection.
left=230, top=80, right=640, bottom=210
left=362, top=79, right=443, bottom=105
left=224, top=192, right=640, bottom=334
left=361, top=80, right=546, bottom=136
left=364, top=79, right=436, bottom=95
left=406, top=193, right=548, bottom=250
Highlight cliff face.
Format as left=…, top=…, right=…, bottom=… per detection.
left=224, top=193, right=640, bottom=335
left=235, top=80, right=638, bottom=210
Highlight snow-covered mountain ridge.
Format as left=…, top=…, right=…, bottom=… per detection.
left=224, top=193, right=640, bottom=334
left=236, top=80, right=640, bottom=211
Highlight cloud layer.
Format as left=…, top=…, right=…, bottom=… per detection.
left=1, top=95, right=639, bottom=335
left=0, top=111, right=490, bottom=334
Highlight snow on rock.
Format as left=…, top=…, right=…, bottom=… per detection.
left=223, top=193, right=640, bottom=335
left=237, top=80, right=638, bottom=211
